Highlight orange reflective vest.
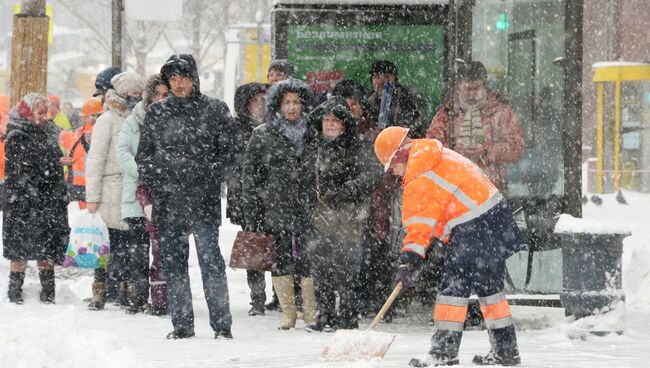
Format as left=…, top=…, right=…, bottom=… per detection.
left=59, top=126, right=91, bottom=187
left=401, top=139, right=502, bottom=258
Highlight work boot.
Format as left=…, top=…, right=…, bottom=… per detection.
left=88, top=282, right=106, bottom=311
left=8, top=272, right=25, bottom=305
left=300, top=277, right=318, bottom=331
left=408, top=353, right=459, bottom=367
left=39, top=270, right=55, bottom=304
left=472, top=350, right=521, bottom=366
left=272, top=275, right=297, bottom=330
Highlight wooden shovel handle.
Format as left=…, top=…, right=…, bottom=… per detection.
left=368, top=281, right=403, bottom=331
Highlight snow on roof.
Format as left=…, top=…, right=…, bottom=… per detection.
left=554, top=214, right=632, bottom=235
left=273, top=0, right=448, bottom=5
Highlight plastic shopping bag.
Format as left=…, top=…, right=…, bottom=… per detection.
left=63, top=210, right=111, bottom=268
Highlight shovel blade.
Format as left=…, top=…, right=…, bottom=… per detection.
left=320, top=329, right=396, bottom=361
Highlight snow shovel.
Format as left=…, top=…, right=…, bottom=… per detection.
left=320, top=281, right=404, bottom=361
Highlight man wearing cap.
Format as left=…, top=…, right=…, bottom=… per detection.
left=366, top=60, right=429, bottom=138
left=93, top=66, right=122, bottom=102
left=136, top=54, right=235, bottom=340
left=426, top=61, right=524, bottom=194
left=374, top=126, right=525, bottom=367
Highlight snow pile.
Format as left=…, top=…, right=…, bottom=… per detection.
left=554, top=214, right=631, bottom=235
left=0, top=307, right=148, bottom=368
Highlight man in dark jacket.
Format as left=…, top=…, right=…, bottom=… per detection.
left=366, top=60, right=429, bottom=138
left=226, top=82, right=268, bottom=316
left=136, top=54, right=235, bottom=340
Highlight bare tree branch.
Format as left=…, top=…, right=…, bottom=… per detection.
left=56, top=0, right=112, bottom=53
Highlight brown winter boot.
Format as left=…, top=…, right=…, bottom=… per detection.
left=300, top=277, right=318, bottom=331
left=272, top=275, right=297, bottom=330
left=88, top=282, right=106, bottom=311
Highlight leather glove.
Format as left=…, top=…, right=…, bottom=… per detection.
left=397, top=251, right=422, bottom=289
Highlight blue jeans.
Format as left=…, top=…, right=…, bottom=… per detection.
left=159, top=223, right=232, bottom=333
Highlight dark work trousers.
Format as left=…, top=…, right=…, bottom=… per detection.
left=308, top=234, right=363, bottom=327
left=430, top=259, right=518, bottom=358
left=246, top=270, right=266, bottom=309
left=271, top=230, right=310, bottom=277
left=159, top=222, right=232, bottom=333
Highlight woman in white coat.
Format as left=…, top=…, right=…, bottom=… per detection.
left=85, top=71, right=145, bottom=311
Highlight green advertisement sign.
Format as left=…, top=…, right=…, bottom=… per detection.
left=287, top=24, right=445, bottom=112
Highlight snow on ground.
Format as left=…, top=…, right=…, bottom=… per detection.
left=0, top=191, right=649, bottom=367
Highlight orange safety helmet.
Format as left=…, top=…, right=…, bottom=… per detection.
left=80, top=97, right=104, bottom=117
left=374, top=126, right=409, bottom=172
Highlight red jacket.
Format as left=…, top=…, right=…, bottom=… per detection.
left=426, top=91, right=524, bottom=193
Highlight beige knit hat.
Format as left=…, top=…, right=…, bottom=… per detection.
left=111, top=71, right=145, bottom=95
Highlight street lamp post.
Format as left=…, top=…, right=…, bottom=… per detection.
left=255, top=10, right=264, bottom=82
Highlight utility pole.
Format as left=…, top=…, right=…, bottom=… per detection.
left=445, top=0, right=457, bottom=149
left=112, top=0, right=124, bottom=69
left=10, top=0, right=49, bottom=106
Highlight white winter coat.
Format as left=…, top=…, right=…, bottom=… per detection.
left=85, top=90, right=130, bottom=230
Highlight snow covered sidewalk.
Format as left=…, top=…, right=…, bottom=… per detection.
left=1, top=192, right=649, bottom=367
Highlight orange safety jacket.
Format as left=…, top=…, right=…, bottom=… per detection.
left=59, top=126, right=91, bottom=187
left=401, top=139, right=502, bottom=258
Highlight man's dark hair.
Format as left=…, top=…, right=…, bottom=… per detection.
left=458, top=61, right=487, bottom=82
left=370, top=60, right=398, bottom=80
left=268, top=59, right=294, bottom=77
left=332, top=79, right=367, bottom=102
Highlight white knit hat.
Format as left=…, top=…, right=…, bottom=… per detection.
left=111, top=71, right=145, bottom=95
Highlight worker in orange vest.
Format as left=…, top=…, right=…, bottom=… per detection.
left=374, top=126, right=525, bottom=367
left=59, top=98, right=104, bottom=209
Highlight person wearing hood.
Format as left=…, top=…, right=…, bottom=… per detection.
left=116, top=73, right=170, bottom=315
left=85, top=71, right=146, bottom=311
left=3, top=93, right=69, bottom=304
left=226, top=82, right=269, bottom=317
left=241, top=78, right=318, bottom=331
left=302, top=96, right=382, bottom=331
left=136, top=54, right=235, bottom=340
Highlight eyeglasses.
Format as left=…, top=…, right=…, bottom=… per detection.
left=268, top=71, right=286, bottom=78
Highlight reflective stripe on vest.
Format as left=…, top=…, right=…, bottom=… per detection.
left=442, top=192, right=503, bottom=240
left=433, top=295, right=469, bottom=332
left=403, top=243, right=427, bottom=255
left=478, top=292, right=513, bottom=329
left=408, top=169, right=503, bottom=246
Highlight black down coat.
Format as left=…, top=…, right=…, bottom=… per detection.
left=302, top=97, right=382, bottom=241
left=3, top=114, right=69, bottom=262
left=226, top=82, right=267, bottom=225
left=136, top=54, right=236, bottom=228
left=241, top=79, right=314, bottom=233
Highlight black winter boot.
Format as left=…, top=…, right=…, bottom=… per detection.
left=8, top=272, right=25, bottom=304
left=472, top=350, right=520, bottom=366
left=408, top=352, right=459, bottom=367
left=39, top=270, right=56, bottom=304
